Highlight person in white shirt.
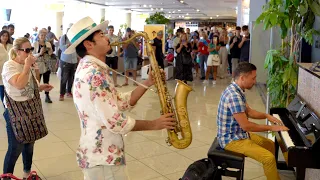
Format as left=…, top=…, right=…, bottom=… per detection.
left=105, top=25, right=120, bottom=87
left=0, top=30, right=13, bottom=105
left=64, top=17, right=175, bottom=180
left=2, top=37, right=53, bottom=179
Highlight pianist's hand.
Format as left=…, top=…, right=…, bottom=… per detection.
left=270, top=125, right=289, bottom=131
left=267, top=115, right=283, bottom=125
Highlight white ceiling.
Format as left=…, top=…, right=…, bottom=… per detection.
left=73, top=0, right=238, bottom=20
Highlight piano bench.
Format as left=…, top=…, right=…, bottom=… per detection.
left=208, top=138, right=245, bottom=180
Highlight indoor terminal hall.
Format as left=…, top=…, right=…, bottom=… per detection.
left=0, top=0, right=320, bottom=179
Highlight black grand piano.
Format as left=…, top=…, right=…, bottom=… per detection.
left=270, top=95, right=320, bottom=180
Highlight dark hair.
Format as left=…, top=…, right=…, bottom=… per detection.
left=24, top=33, right=30, bottom=38
left=236, top=26, right=241, bottom=31
left=212, top=35, right=219, bottom=44
left=75, top=30, right=101, bottom=58
left=234, top=62, right=257, bottom=79
left=242, top=25, right=248, bottom=31
left=0, top=30, right=10, bottom=44
left=107, top=25, right=114, bottom=30
left=48, top=26, right=51, bottom=31
left=2, top=25, right=7, bottom=30
left=8, top=24, right=14, bottom=29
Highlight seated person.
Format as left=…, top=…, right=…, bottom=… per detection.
left=216, top=62, right=289, bottom=180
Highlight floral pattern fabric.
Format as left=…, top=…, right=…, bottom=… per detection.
left=73, top=55, right=136, bottom=169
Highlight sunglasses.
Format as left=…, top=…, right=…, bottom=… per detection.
left=19, top=47, right=34, bottom=53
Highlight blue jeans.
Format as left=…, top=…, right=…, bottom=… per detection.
left=0, top=85, right=4, bottom=107
left=3, top=109, right=35, bottom=174
left=199, top=54, right=208, bottom=78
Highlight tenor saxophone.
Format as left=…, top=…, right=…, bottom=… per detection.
left=110, top=32, right=193, bottom=149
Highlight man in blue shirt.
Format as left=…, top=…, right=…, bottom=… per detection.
left=59, top=25, right=78, bottom=101
left=216, top=62, right=288, bottom=180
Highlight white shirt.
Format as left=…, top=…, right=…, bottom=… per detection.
left=2, top=60, right=36, bottom=107
left=0, top=44, right=13, bottom=85
left=105, top=34, right=119, bottom=57
left=73, top=55, right=136, bottom=169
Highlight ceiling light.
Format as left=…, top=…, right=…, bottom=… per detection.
left=160, top=8, right=163, bottom=11
left=182, top=15, right=184, bottom=17
left=172, top=11, right=175, bottom=13
left=178, top=10, right=181, bottom=11
left=216, top=15, right=219, bottom=17
left=149, top=5, right=152, bottom=7
left=210, top=17, right=212, bottom=19
left=179, top=15, right=181, bottom=18
left=197, top=9, right=200, bottom=12
left=186, top=13, right=189, bottom=15
left=143, top=4, right=147, bottom=7
left=151, top=8, right=154, bottom=10
left=169, top=15, right=171, bottom=17
left=180, top=0, right=184, bottom=3
left=169, top=11, right=171, bottom=13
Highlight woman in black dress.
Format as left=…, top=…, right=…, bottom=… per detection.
left=175, top=33, right=193, bottom=84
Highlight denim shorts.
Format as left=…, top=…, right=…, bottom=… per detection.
left=124, top=57, right=138, bottom=70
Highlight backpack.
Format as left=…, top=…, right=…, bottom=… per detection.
left=180, top=158, right=218, bottom=180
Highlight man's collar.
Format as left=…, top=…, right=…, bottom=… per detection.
left=84, top=55, right=108, bottom=70
left=232, top=82, right=245, bottom=93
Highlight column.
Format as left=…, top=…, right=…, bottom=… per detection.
left=237, top=0, right=242, bottom=26
left=237, top=0, right=250, bottom=26
left=56, top=12, right=63, bottom=38
left=100, top=8, right=105, bottom=22
left=125, top=13, right=131, bottom=28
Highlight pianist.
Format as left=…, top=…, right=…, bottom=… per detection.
left=216, top=62, right=289, bottom=180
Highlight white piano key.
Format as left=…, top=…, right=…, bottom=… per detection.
left=273, top=114, right=295, bottom=148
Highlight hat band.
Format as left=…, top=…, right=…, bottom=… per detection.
left=71, top=23, right=97, bottom=43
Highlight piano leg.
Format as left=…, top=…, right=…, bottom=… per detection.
left=295, top=167, right=306, bottom=180
left=275, top=139, right=294, bottom=171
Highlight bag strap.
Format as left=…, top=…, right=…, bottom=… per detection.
left=0, top=173, right=22, bottom=180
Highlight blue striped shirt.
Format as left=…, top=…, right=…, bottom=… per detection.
left=217, top=82, right=248, bottom=148
left=59, top=34, right=78, bottom=64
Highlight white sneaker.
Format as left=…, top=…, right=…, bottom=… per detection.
left=212, top=80, right=216, bottom=85
left=203, top=80, right=209, bottom=84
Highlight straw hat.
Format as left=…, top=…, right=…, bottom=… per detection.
left=64, top=16, right=109, bottom=54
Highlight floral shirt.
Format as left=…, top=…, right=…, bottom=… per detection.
left=73, top=55, right=136, bottom=169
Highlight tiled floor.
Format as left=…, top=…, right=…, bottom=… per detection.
left=0, top=73, right=296, bottom=180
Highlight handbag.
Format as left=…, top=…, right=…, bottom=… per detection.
left=211, top=54, right=220, bottom=63
left=4, top=74, right=48, bottom=144
left=36, top=55, right=50, bottom=74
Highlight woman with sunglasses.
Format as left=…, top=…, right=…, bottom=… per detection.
left=1, top=37, right=53, bottom=179
left=32, top=28, right=53, bottom=103
left=0, top=30, right=13, bottom=106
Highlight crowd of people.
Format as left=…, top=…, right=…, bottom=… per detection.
left=164, top=25, right=251, bottom=85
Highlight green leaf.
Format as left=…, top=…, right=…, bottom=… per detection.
left=293, top=0, right=300, bottom=8
left=256, top=12, right=266, bottom=24
left=270, top=13, right=277, bottom=26
left=310, top=1, right=320, bottom=16
left=285, top=0, right=291, bottom=9
left=299, top=4, right=308, bottom=15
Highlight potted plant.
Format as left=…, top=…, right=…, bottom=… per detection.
left=256, top=0, right=320, bottom=108
left=145, top=12, right=170, bottom=25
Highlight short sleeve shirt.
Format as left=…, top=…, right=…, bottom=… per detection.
left=217, top=82, right=248, bottom=148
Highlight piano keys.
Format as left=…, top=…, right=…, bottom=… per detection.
left=270, top=96, right=320, bottom=180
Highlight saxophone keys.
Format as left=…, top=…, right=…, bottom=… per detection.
left=165, top=137, right=172, bottom=146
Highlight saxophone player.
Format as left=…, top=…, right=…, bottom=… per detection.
left=64, top=17, right=176, bottom=180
